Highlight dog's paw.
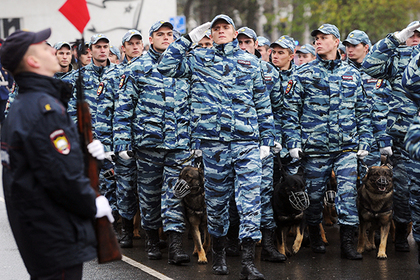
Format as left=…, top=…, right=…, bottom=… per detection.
left=197, top=257, right=208, bottom=264
left=292, top=246, right=301, bottom=255
left=377, top=253, right=387, bottom=260
left=357, top=247, right=364, bottom=254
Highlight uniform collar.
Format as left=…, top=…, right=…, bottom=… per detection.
left=214, top=39, right=239, bottom=56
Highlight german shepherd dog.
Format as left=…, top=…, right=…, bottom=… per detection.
left=357, top=165, right=393, bottom=259
left=272, top=166, right=308, bottom=257
left=320, top=170, right=338, bottom=245
left=177, top=165, right=210, bottom=264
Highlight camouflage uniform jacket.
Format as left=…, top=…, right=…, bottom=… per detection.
left=348, top=59, right=392, bottom=148
left=362, top=33, right=419, bottom=144
left=113, top=47, right=190, bottom=152
left=66, top=60, right=117, bottom=152
left=402, top=45, right=420, bottom=106
left=157, top=36, right=275, bottom=149
left=53, top=64, right=74, bottom=80
left=282, top=54, right=373, bottom=154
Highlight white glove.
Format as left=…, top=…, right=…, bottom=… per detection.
left=290, top=148, right=302, bottom=159
left=119, top=151, right=132, bottom=160
left=189, top=22, right=211, bottom=43
left=87, top=140, right=105, bottom=161
left=380, top=146, right=393, bottom=156
left=260, top=145, right=270, bottom=160
left=104, top=151, right=115, bottom=161
left=395, top=22, right=420, bottom=43
left=272, top=141, right=282, bottom=154
left=191, top=149, right=202, bottom=158
left=357, top=149, right=369, bottom=159
left=95, top=195, right=114, bottom=223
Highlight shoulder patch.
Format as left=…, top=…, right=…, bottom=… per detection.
left=285, top=80, right=293, bottom=94
left=50, top=129, right=71, bottom=155
left=119, top=74, right=126, bottom=89
left=97, top=82, right=104, bottom=95
left=375, top=79, right=383, bottom=89
left=238, top=60, right=251, bottom=66
left=342, top=75, right=353, bottom=80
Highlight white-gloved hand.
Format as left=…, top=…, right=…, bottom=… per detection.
left=357, top=149, right=369, bottom=159
left=272, top=141, right=283, bottom=154
left=394, top=22, right=420, bottom=43
left=191, top=149, right=202, bottom=158
left=189, top=22, right=212, bottom=43
left=290, top=148, right=302, bottom=159
left=87, top=140, right=105, bottom=161
left=260, top=145, right=270, bottom=160
left=104, top=151, right=115, bottom=161
left=95, top=195, right=114, bottom=223
left=119, top=151, right=132, bottom=160
left=380, top=146, right=393, bottom=156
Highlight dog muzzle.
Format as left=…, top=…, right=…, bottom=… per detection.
left=289, top=191, right=310, bottom=211
left=324, top=190, right=336, bottom=208
left=376, top=176, right=389, bottom=192
left=173, top=179, right=191, bottom=198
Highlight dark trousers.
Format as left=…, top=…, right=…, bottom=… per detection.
left=30, top=263, right=83, bottom=280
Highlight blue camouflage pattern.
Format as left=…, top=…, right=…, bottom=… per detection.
left=362, top=33, right=420, bottom=232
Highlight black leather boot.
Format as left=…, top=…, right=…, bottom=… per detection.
left=167, top=231, right=190, bottom=265
left=240, top=238, right=265, bottom=280
left=145, top=229, right=162, bottom=260
left=308, top=224, right=326, bottom=253
left=395, top=221, right=410, bottom=252
left=261, top=228, right=286, bottom=262
left=340, top=225, right=362, bottom=260
left=112, top=210, right=121, bottom=240
left=120, top=217, right=134, bottom=248
left=212, top=236, right=229, bottom=275
left=226, top=223, right=240, bottom=256
left=417, top=241, right=420, bottom=264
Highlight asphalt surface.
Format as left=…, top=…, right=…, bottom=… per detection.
left=1, top=173, right=420, bottom=279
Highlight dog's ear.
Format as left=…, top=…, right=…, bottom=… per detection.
left=296, top=166, right=305, bottom=176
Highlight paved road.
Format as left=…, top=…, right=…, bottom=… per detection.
left=1, top=177, right=420, bottom=279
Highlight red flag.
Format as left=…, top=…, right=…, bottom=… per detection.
left=59, top=0, right=90, bottom=33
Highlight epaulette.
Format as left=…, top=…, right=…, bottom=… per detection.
left=39, top=95, right=63, bottom=115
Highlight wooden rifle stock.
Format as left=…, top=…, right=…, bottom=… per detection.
left=75, top=38, right=122, bottom=264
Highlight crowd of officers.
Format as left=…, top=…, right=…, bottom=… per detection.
left=4, top=14, right=420, bottom=279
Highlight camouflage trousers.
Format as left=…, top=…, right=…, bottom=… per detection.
left=303, top=151, right=359, bottom=226
left=200, top=140, right=262, bottom=241
left=135, top=148, right=190, bottom=233
left=391, top=146, right=420, bottom=242
left=229, top=152, right=276, bottom=231
left=114, top=155, right=137, bottom=219
left=99, top=159, right=117, bottom=211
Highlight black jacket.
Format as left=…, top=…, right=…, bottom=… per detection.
left=1, top=72, right=97, bottom=277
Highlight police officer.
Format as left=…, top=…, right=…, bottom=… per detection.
left=343, top=30, right=392, bottom=186
left=283, top=24, right=372, bottom=260
left=158, top=15, right=275, bottom=279
left=257, top=36, right=271, bottom=62
left=114, top=21, right=191, bottom=263
left=362, top=21, right=420, bottom=253
left=197, top=29, right=213, bottom=48
left=109, top=29, right=144, bottom=248
left=66, top=33, right=119, bottom=231
left=109, top=45, right=121, bottom=64
left=296, top=43, right=316, bottom=66
left=53, top=41, right=73, bottom=79
left=0, top=28, right=112, bottom=280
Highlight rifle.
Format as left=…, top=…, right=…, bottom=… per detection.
left=75, top=38, right=122, bottom=263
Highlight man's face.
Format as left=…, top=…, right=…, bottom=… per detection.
left=406, top=31, right=420, bottom=47
left=257, top=45, right=271, bottom=62
left=346, top=43, right=369, bottom=63
left=109, top=53, right=119, bottom=64
left=149, top=27, right=173, bottom=53
left=56, top=46, right=71, bottom=68
left=271, top=46, right=294, bottom=70
left=27, top=42, right=60, bottom=76
left=198, top=36, right=213, bottom=48
left=237, top=34, right=257, bottom=54
left=297, top=52, right=315, bottom=65
left=91, top=40, right=109, bottom=65
left=122, top=36, right=143, bottom=60
left=211, top=21, right=237, bottom=45
left=314, top=33, right=339, bottom=58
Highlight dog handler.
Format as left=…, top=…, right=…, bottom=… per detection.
left=158, top=15, right=275, bottom=279
left=0, top=28, right=113, bottom=279
left=282, top=23, right=373, bottom=260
